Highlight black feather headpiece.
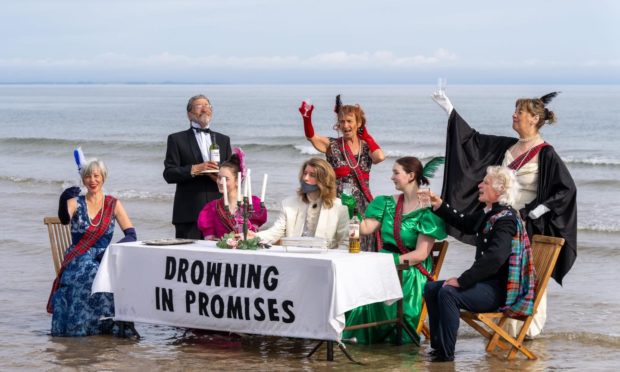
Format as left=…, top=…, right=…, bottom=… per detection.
left=539, top=91, right=560, bottom=105
left=334, top=94, right=342, bottom=114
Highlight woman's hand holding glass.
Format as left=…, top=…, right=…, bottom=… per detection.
left=417, top=188, right=442, bottom=210
left=298, top=99, right=314, bottom=118
left=418, top=185, right=431, bottom=208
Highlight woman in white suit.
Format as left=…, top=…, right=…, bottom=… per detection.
left=255, top=158, right=349, bottom=249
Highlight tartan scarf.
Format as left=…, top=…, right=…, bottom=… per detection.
left=393, top=194, right=435, bottom=281
left=507, top=142, right=549, bottom=171
left=216, top=198, right=237, bottom=234
left=46, top=195, right=117, bottom=314
left=339, top=138, right=383, bottom=250
left=485, top=209, right=536, bottom=317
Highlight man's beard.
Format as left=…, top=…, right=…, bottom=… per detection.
left=192, top=113, right=212, bottom=127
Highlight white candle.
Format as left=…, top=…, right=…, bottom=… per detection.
left=222, top=177, right=229, bottom=207
left=237, top=172, right=242, bottom=204
left=247, top=170, right=253, bottom=206
left=244, top=169, right=249, bottom=200
left=260, top=173, right=268, bottom=202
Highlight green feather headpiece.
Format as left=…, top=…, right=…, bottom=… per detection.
left=422, top=156, right=445, bottom=179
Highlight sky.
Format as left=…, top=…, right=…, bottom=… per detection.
left=1, top=0, right=619, bottom=84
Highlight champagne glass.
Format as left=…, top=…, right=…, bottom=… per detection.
left=418, top=185, right=432, bottom=209
left=437, top=77, right=447, bottom=95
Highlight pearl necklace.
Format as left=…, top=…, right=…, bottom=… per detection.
left=342, top=137, right=362, bottom=169
left=86, top=194, right=105, bottom=227
left=518, top=134, right=541, bottom=144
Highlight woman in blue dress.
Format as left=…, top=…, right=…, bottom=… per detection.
left=48, top=159, right=137, bottom=336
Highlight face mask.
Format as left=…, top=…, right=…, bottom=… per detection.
left=300, top=181, right=319, bottom=193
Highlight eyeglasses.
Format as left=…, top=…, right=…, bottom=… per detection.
left=193, top=104, right=212, bottom=109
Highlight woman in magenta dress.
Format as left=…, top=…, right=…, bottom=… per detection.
left=197, top=148, right=267, bottom=239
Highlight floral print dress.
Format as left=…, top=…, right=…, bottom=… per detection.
left=326, top=137, right=376, bottom=251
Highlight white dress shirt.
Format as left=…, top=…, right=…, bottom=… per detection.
left=191, top=122, right=213, bottom=162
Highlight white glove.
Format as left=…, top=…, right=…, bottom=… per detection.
left=432, top=91, right=454, bottom=115
left=528, top=204, right=550, bottom=219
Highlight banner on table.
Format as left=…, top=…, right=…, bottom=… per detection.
left=95, top=244, right=342, bottom=340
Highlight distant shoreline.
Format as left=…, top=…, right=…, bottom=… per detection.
left=0, top=82, right=617, bottom=86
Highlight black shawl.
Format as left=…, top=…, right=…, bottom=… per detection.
left=441, top=110, right=577, bottom=285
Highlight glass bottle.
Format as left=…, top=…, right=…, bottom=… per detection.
left=348, top=208, right=361, bottom=253
left=209, top=142, right=220, bottom=164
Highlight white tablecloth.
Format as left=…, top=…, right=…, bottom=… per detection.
left=92, top=241, right=402, bottom=341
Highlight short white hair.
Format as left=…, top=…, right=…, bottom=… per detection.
left=80, top=158, right=108, bottom=183
left=486, top=166, right=519, bottom=207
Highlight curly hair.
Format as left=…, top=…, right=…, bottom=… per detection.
left=485, top=166, right=520, bottom=207
left=337, top=104, right=367, bottom=129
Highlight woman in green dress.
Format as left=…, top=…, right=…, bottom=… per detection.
left=343, top=156, right=447, bottom=345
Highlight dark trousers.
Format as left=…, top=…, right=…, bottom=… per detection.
left=423, top=279, right=505, bottom=360
left=174, top=222, right=203, bottom=240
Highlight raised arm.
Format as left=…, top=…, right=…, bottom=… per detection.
left=431, top=90, right=454, bottom=116
left=299, top=101, right=330, bottom=153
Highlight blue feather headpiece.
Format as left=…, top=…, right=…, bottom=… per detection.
left=73, top=146, right=86, bottom=171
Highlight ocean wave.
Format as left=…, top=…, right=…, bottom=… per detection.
left=0, top=175, right=65, bottom=186
left=112, top=189, right=173, bottom=201
left=293, top=144, right=321, bottom=155
left=383, top=149, right=444, bottom=159
left=578, top=222, right=620, bottom=233
left=0, top=137, right=165, bottom=151
left=577, top=179, right=620, bottom=188
left=564, top=156, right=620, bottom=167
left=548, top=332, right=620, bottom=348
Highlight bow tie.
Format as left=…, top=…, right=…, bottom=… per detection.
left=193, top=127, right=210, bottom=134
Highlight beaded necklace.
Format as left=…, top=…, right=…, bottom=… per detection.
left=341, top=137, right=362, bottom=169
left=86, top=194, right=105, bottom=227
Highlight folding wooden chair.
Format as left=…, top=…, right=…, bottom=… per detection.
left=416, top=240, right=449, bottom=339
left=43, top=216, right=72, bottom=275
left=459, top=235, right=564, bottom=360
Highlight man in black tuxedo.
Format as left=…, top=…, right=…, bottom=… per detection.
left=164, top=94, right=232, bottom=239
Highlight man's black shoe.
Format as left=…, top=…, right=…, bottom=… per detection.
left=430, top=355, right=454, bottom=363
left=428, top=349, right=441, bottom=357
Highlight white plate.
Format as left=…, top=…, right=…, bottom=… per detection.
left=198, top=169, right=219, bottom=174
left=142, top=238, right=195, bottom=246
left=284, top=246, right=329, bottom=254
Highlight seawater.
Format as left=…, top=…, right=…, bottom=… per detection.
left=1, top=84, right=619, bottom=370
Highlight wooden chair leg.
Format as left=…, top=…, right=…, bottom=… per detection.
left=485, top=316, right=508, bottom=352
left=477, top=316, right=536, bottom=360
left=507, top=318, right=537, bottom=360
left=416, top=302, right=428, bottom=335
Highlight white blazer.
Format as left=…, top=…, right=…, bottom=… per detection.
left=257, top=195, right=350, bottom=249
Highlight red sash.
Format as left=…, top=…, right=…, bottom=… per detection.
left=508, top=142, right=549, bottom=171
left=338, top=139, right=373, bottom=203
left=47, top=195, right=117, bottom=313
left=393, top=194, right=435, bottom=281
left=216, top=198, right=237, bottom=234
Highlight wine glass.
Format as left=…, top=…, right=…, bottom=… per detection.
left=301, top=98, right=312, bottom=117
